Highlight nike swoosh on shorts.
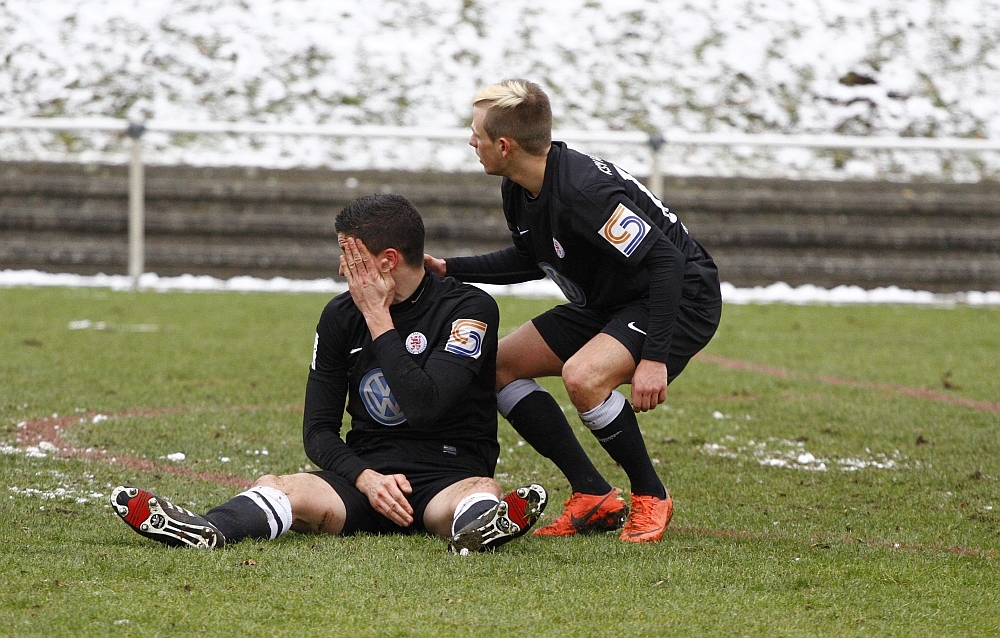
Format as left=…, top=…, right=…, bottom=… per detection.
left=627, top=322, right=647, bottom=335
left=349, top=347, right=363, bottom=355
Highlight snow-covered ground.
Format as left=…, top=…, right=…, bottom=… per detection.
left=2, top=0, right=999, bottom=179
left=3, top=269, right=999, bottom=305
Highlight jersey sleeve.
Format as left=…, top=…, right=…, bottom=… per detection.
left=302, top=305, right=371, bottom=484
left=574, top=183, right=686, bottom=363
left=574, top=182, right=665, bottom=266
left=445, top=246, right=544, bottom=284
left=369, top=291, right=499, bottom=429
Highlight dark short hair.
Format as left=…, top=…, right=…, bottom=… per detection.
left=334, top=194, right=425, bottom=266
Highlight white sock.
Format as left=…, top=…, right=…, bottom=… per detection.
left=496, top=379, right=546, bottom=418
left=578, top=390, right=628, bottom=431
left=241, top=486, right=293, bottom=540
left=451, top=492, right=500, bottom=535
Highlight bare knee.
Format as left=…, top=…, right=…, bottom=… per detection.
left=563, top=356, right=612, bottom=410
left=255, top=473, right=345, bottom=535
left=467, top=476, right=502, bottom=498
left=253, top=474, right=281, bottom=490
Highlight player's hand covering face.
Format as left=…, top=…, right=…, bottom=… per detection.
left=340, top=236, right=396, bottom=315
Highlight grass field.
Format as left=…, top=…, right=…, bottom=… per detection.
left=1, top=287, right=999, bottom=637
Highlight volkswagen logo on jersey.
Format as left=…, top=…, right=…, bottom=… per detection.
left=600, top=203, right=651, bottom=257
left=445, top=319, right=487, bottom=359
left=553, top=237, right=566, bottom=259
left=360, top=368, right=406, bottom=426
left=538, top=262, right=586, bottom=306
left=405, top=331, right=427, bottom=354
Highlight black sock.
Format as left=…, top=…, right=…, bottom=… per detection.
left=501, top=387, right=613, bottom=495
left=582, top=392, right=666, bottom=499
left=204, top=487, right=291, bottom=543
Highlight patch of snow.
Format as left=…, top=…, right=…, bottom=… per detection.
left=2, top=270, right=997, bottom=304
left=702, top=437, right=910, bottom=472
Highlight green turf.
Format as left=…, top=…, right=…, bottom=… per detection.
left=1, top=287, right=998, bottom=637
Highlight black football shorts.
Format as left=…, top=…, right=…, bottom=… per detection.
left=310, top=438, right=496, bottom=536
left=531, top=301, right=722, bottom=383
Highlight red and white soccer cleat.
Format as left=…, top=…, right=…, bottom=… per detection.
left=111, top=486, right=225, bottom=549
left=448, top=484, right=547, bottom=553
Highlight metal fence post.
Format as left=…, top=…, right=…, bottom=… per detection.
left=647, top=132, right=665, bottom=200
left=127, top=122, right=146, bottom=290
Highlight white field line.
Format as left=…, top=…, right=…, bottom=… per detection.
left=1, top=269, right=999, bottom=305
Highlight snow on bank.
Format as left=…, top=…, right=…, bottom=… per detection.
left=2, top=0, right=999, bottom=180
left=2, top=269, right=998, bottom=306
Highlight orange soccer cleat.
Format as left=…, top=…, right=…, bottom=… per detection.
left=619, top=492, right=673, bottom=543
left=533, top=488, right=628, bottom=537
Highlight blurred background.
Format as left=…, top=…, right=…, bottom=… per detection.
left=2, top=0, right=998, bottom=290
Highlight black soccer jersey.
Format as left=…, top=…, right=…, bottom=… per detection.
left=302, top=272, right=500, bottom=484
left=447, top=141, right=721, bottom=362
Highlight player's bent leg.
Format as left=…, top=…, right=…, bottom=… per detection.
left=448, top=483, right=549, bottom=554
left=422, top=476, right=502, bottom=538
left=564, top=333, right=673, bottom=541
left=495, top=320, right=564, bottom=390
left=495, top=321, right=615, bottom=497
left=251, top=473, right=348, bottom=535
left=560, top=333, right=635, bottom=412
left=111, top=486, right=225, bottom=549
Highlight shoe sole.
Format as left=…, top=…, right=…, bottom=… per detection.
left=449, top=484, right=547, bottom=553
left=111, top=486, right=222, bottom=549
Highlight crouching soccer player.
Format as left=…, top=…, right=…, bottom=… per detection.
left=111, top=194, right=547, bottom=553
left=425, top=79, right=722, bottom=542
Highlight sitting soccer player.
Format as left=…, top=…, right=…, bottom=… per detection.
left=111, top=193, right=547, bottom=553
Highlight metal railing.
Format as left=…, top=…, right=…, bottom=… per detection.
left=3, top=116, right=1000, bottom=289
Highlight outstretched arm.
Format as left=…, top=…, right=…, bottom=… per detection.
left=427, top=246, right=544, bottom=284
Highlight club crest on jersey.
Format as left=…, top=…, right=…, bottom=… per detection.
left=405, top=331, right=427, bottom=354
left=360, top=368, right=406, bottom=426
left=553, top=238, right=566, bottom=259
left=445, top=319, right=487, bottom=359
left=600, top=203, right=650, bottom=257
left=538, top=262, right=586, bottom=306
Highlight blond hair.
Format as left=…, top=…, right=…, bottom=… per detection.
left=472, top=79, right=552, bottom=155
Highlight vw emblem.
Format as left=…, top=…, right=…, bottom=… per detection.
left=360, top=368, right=406, bottom=426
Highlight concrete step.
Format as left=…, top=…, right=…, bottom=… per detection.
left=3, top=161, right=999, bottom=291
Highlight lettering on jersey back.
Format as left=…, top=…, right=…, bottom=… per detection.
left=588, top=155, right=613, bottom=175
left=613, top=165, right=680, bottom=226
left=600, top=203, right=651, bottom=257
left=360, top=368, right=406, bottom=426
left=445, top=319, right=488, bottom=359
left=538, top=262, right=587, bottom=306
